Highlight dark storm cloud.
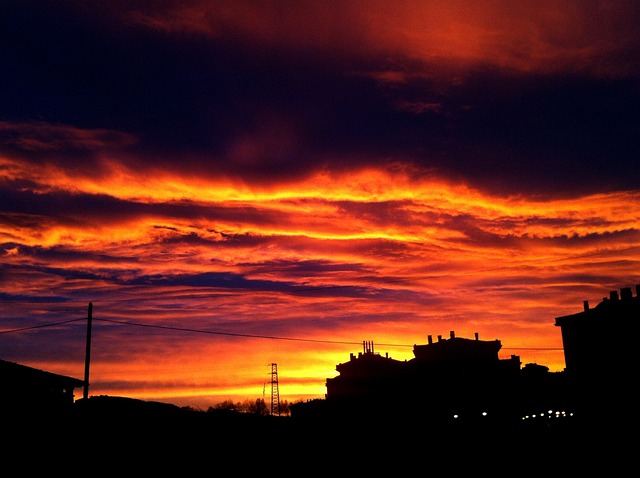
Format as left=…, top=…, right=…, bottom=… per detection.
left=2, top=262, right=128, bottom=283
left=123, top=270, right=379, bottom=299
left=238, top=258, right=372, bottom=277
left=423, top=70, right=640, bottom=196
left=156, top=228, right=280, bottom=251
left=469, top=273, right=637, bottom=292
left=0, top=185, right=146, bottom=225
left=486, top=214, right=613, bottom=231
left=0, top=183, right=291, bottom=229
left=445, top=218, right=640, bottom=251
left=0, top=243, right=138, bottom=266
left=334, top=200, right=419, bottom=226
left=0, top=291, right=70, bottom=304
left=3, top=1, right=638, bottom=196
left=0, top=121, right=136, bottom=164
left=0, top=243, right=392, bottom=301
left=537, top=230, right=640, bottom=249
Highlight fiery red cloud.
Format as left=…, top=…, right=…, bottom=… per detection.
left=1, top=1, right=639, bottom=409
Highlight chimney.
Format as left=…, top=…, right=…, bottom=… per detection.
left=475, top=332, right=479, bottom=340
left=437, top=335, right=442, bottom=342
left=450, top=330, right=455, bottom=339
left=621, top=287, right=632, bottom=301
left=583, top=300, right=589, bottom=311
left=428, top=335, right=433, bottom=344
left=610, top=290, right=619, bottom=301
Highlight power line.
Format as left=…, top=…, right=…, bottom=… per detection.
left=95, top=317, right=369, bottom=346
left=0, top=315, right=564, bottom=350
left=0, top=317, right=85, bottom=334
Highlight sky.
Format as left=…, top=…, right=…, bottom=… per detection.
left=1, top=0, right=639, bottom=410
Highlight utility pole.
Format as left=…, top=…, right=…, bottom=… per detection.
left=270, top=363, right=280, bottom=416
left=83, top=302, right=93, bottom=400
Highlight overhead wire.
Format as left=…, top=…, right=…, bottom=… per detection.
left=0, top=313, right=563, bottom=350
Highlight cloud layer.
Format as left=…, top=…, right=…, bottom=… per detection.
left=1, top=1, right=639, bottom=408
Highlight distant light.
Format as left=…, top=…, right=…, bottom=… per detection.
left=453, top=414, right=459, bottom=419
left=481, top=411, right=487, bottom=416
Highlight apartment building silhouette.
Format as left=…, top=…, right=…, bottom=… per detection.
left=293, top=285, right=639, bottom=430
left=555, top=285, right=640, bottom=425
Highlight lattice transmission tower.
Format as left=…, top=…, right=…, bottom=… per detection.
left=270, top=362, right=280, bottom=416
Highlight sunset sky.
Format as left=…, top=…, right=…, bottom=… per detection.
left=1, top=0, right=639, bottom=410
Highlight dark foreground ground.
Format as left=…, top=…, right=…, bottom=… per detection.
left=3, top=396, right=634, bottom=473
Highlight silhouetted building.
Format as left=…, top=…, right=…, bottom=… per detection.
left=404, top=331, right=522, bottom=427
left=555, top=285, right=640, bottom=423
left=320, top=331, right=570, bottom=429
left=325, top=340, right=407, bottom=403
left=312, top=284, right=639, bottom=429
left=0, top=359, right=85, bottom=417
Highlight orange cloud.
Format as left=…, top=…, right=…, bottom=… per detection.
left=128, top=1, right=640, bottom=77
